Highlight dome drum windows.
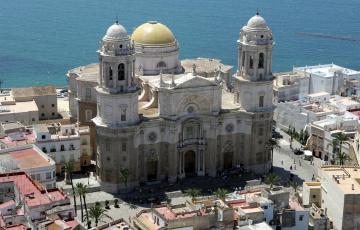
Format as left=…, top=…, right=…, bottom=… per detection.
left=249, top=56, right=254, bottom=69
left=156, top=61, right=167, bottom=69
left=258, top=53, right=264, bottom=69
left=118, top=63, right=125, bottom=81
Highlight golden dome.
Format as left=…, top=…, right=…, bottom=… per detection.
left=131, top=21, right=175, bottom=45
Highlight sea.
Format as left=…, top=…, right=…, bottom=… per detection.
left=0, top=0, right=359, bottom=88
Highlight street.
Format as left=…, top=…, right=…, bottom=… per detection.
left=272, top=129, right=324, bottom=185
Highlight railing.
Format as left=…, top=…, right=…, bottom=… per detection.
left=177, top=138, right=206, bottom=148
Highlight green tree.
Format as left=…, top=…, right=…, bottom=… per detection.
left=332, top=133, right=349, bottom=154
left=85, top=203, right=112, bottom=227
left=75, top=183, right=84, bottom=222
left=75, top=182, right=89, bottom=223
left=337, top=152, right=348, bottom=166
left=213, top=188, right=228, bottom=201
left=64, top=162, right=77, bottom=213
left=265, top=173, right=280, bottom=189
left=266, top=138, right=280, bottom=169
left=289, top=181, right=300, bottom=197
left=185, top=188, right=201, bottom=200
left=119, top=168, right=130, bottom=189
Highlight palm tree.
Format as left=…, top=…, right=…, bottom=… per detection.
left=75, top=182, right=89, bottom=223
left=266, top=138, right=280, bottom=170
left=85, top=203, right=112, bottom=227
left=185, top=188, right=201, bottom=201
left=265, top=173, right=280, bottom=189
left=213, top=188, right=228, bottom=201
left=64, top=162, right=77, bottom=213
left=337, top=152, right=348, bottom=166
left=75, top=183, right=84, bottom=222
left=332, top=133, right=349, bottom=159
left=119, top=168, right=130, bottom=189
left=289, top=181, right=300, bottom=199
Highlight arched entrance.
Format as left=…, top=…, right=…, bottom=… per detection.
left=184, top=150, right=196, bottom=176
left=223, top=152, right=233, bottom=170
left=147, top=160, right=158, bottom=181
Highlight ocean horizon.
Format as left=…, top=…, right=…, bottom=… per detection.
left=0, top=0, right=359, bottom=88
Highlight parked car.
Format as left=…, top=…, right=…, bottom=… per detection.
left=272, top=130, right=283, bottom=139
left=293, top=148, right=304, bottom=155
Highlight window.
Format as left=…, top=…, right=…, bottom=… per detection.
left=156, top=61, right=167, bottom=68
left=259, top=74, right=263, bottom=80
left=46, top=172, right=52, bottom=179
left=258, top=127, right=264, bottom=136
left=122, top=142, right=127, bottom=151
left=263, top=205, right=268, bottom=209
left=121, top=108, right=126, bottom=121
left=312, top=195, right=316, bottom=199
left=69, top=144, right=75, bottom=150
left=85, top=109, right=93, bottom=122
left=105, top=139, right=110, bottom=151
left=241, top=52, right=245, bottom=67
left=259, top=96, right=264, bottom=107
left=41, top=105, right=45, bottom=109
left=249, top=56, right=254, bottom=69
left=52, top=112, right=55, bottom=116
left=51, top=104, right=55, bottom=107
left=299, top=215, right=304, bottom=221
left=32, top=118, right=35, bottom=121
left=109, top=67, right=113, bottom=80
left=85, top=88, right=91, bottom=100
left=185, top=126, right=194, bottom=139
left=41, top=113, right=45, bottom=117
left=42, top=135, right=46, bottom=140
left=258, top=53, right=264, bottom=68
left=53, top=171, right=56, bottom=178
left=119, top=44, right=123, bottom=48
left=118, top=63, right=125, bottom=81
left=237, top=93, right=240, bottom=103
left=42, top=147, right=47, bottom=153
left=60, top=145, right=65, bottom=151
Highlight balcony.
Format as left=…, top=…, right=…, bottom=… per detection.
left=177, top=138, right=206, bottom=148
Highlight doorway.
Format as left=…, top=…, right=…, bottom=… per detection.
left=184, top=150, right=196, bottom=176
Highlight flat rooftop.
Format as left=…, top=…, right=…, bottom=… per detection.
left=0, top=96, right=38, bottom=114
left=0, top=172, right=67, bottom=207
left=320, top=166, right=360, bottom=194
left=294, top=64, right=360, bottom=78
left=182, top=58, right=232, bottom=74
left=68, top=63, right=99, bottom=83
left=12, top=86, right=56, bottom=98
left=0, top=145, right=53, bottom=171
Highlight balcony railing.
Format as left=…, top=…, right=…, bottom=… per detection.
left=177, top=138, right=206, bottom=148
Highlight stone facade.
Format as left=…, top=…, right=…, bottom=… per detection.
left=69, top=14, right=274, bottom=193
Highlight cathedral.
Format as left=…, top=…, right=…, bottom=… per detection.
left=68, top=13, right=274, bottom=192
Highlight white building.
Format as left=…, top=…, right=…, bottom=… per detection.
left=305, top=166, right=360, bottom=230
left=309, top=112, right=358, bottom=160
left=34, top=123, right=81, bottom=174
left=0, top=144, right=56, bottom=189
left=293, top=64, right=360, bottom=96
left=0, top=94, right=38, bottom=125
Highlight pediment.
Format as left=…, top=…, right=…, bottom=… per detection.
left=175, top=76, right=216, bottom=89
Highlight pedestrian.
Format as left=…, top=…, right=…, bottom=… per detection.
left=129, top=216, right=131, bottom=223
left=294, top=165, right=296, bottom=170
left=290, top=166, right=293, bottom=170
left=281, top=160, right=284, bottom=165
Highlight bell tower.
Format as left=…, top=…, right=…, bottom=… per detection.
left=234, top=13, right=274, bottom=112
left=94, top=21, right=139, bottom=127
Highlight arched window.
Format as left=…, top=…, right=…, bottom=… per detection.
left=118, top=63, right=125, bottom=81
left=258, top=53, right=264, bottom=69
left=156, top=61, right=166, bottom=69
left=241, top=52, right=245, bottom=67
left=249, top=56, right=254, bottom=69
left=109, top=67, right=113, bottom=80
